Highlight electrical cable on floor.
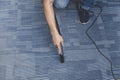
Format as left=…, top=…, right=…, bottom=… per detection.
left=85, top=4, right=117, bottom=80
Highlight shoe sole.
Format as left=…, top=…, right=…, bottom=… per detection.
left=81, top=19, right=90, bottom=24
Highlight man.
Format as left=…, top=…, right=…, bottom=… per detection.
left=43, top=0, right=95, bottom=54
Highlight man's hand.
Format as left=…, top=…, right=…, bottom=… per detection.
left=52, top=33, right=64, bottom=54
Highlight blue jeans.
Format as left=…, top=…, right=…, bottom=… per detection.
left=54, top=0, right=96, bottom=10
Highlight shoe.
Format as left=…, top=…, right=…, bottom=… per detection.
left=77, top=4, right=90, bottom=24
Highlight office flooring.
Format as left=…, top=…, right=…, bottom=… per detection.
left=0, top=0, right=120, bottom=80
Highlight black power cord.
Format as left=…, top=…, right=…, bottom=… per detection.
left=85, top=4, right=117, bottom=80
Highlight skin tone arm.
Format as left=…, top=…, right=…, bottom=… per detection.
left=43, top=0, right=64, bottom=54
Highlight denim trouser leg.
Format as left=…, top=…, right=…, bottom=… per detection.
left=54, top=0, right=70, bottom=9
left=54, top=0, right=96, bottom=10
left=80, top=0, right=96, bottom=10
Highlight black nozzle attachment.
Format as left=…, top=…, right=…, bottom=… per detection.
left=59, top=44, right=64, bottom=63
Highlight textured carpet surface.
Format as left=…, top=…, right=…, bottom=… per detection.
left=0, top=0, right=120, bottom=80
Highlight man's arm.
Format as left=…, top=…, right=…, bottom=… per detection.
left=43, top=0, right=64, bottom=54
left=43, top=0, right=58, bottom=36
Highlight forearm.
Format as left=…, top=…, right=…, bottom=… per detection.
left=43, top=0, right=59, bottom=36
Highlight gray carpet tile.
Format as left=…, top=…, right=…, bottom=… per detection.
left=0, top=0, right=120, bottom=80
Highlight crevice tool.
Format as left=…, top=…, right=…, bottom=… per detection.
left=59, top=44, right=64, bottom=63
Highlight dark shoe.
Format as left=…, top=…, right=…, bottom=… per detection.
left=77, top=4, right=90, bottom=24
